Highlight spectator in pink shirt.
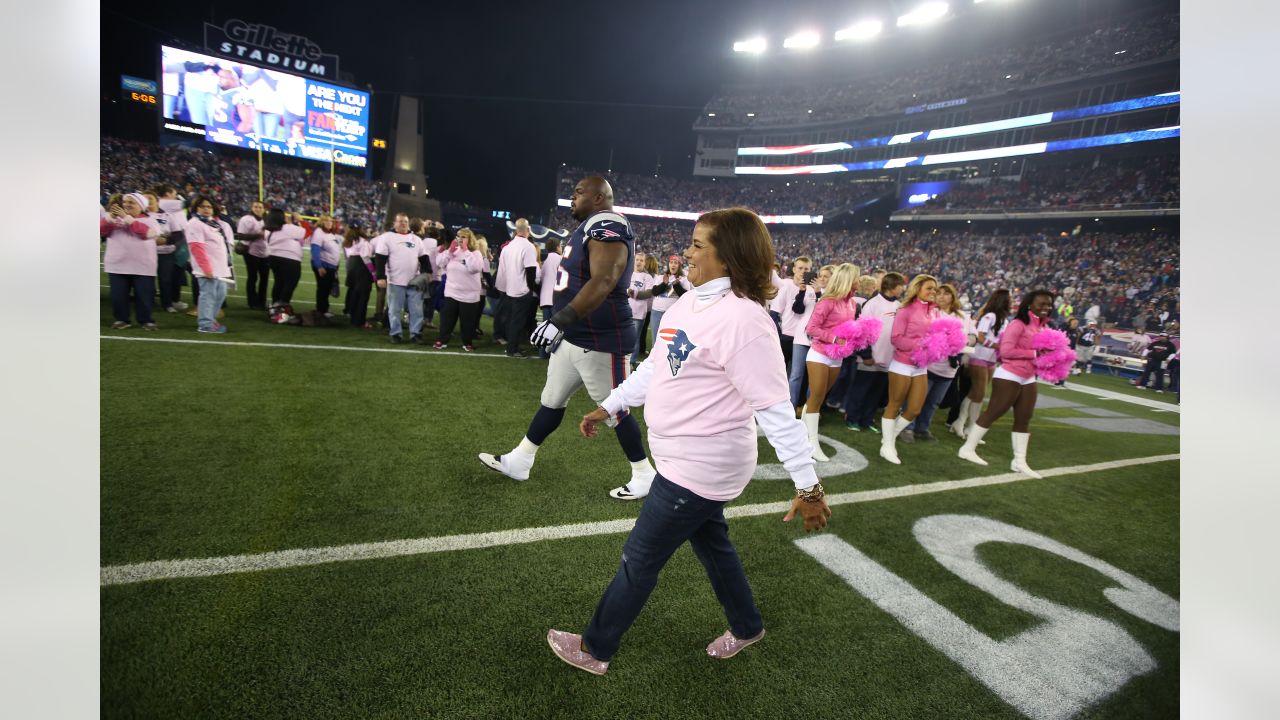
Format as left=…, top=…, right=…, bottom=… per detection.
left=434, top=228, right=486, bottom=351
left=101, top=192, right=160, bottom=330
left=550, top=208, right=830, bottom=676
left=496, top=219, right=541, bottom=358
left=185, top=195, right=236, bottom=334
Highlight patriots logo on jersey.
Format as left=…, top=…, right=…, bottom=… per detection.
left=659, top=328, right=697, bottom=377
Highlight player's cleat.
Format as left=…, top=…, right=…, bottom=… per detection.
left=608, top=485, right=645, bottom=501
left=706, top=628, right=765, bottom=659
left=478, top=451, right=533, bottom=481
left=547, top=630, right=608, bottom=675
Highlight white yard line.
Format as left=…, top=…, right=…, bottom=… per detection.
left=1049, top=381, right=1180, bottom=413
left=100, top=335, right=517, bottom=359
left=100, top=453, right=1179, bottom=587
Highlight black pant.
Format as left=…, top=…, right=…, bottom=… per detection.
left=439, top=297, right=482, bottom=345
left=156, top=252, right=179, bottom=309
left=505, top=293, right=535, bottom=354
left=345, top=258, right=373, bottom=326
left=314, top=266, right=336, bottom=314
left=269, top=257, right=301, bottom=307
left=781, top=334, right=794, bottom=372
left=844, top=369, right=888, bottom=428
left=946, top=365, right=974, bottom=425
left=1139, top=359, right=1167, bottom=390
left=245, top=253, right=270, bottom=309
left=108, top=273, right=154, bottom=324
left=493, top=294, right=510, bottom=341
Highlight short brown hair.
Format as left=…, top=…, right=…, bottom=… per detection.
left=695, top=208, right=777, bottom=306
left=881, top=272, right=907, bottom=292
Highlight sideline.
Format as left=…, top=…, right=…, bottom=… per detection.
left=101, top=454, right=1179, bottom=586
left=100, top=334, right=519, bottom=359
left=1050, top=381, right=1180, bottom=413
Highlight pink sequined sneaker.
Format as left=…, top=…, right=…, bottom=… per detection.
left=705, top=628, right=765, bottom=659
left=547, top=630, right=609, bottom=676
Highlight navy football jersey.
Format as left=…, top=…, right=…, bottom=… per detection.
left=206, top=87, right=249, bottom=135
left=552, top=210, right=637, bottom=354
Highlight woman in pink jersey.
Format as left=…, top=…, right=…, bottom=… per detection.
left=263, top=208, right=307, bottom=310
left=958, top=289, right=1054, bottom=477
left=342, top=224, right=377, bottom=328
left=185, top=195, right=236, bottom=334
left=101, top=192, right=160, bottom=330
left=642, top=255, right=691, bottom=349
left=879, top=274, right=940, bottom=465
left=434, top=228, right=486, bottom=351
left=802, top=262, right=861, bottom=462
left=547, top=208, right=830, bottom=677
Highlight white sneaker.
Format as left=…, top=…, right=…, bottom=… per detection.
left=166, top=306, right=178, bottom=313
left=478, top=451, right=533, bottom=481
left=172, top=301, right=189, bottom=311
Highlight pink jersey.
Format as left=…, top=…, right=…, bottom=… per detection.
left=805, top=295, right=859, bottom=357
left=237, top=214, right=267, bottom=257
left=372, top=231, right=428, bottom=286
left=265, top=223, right=306, bottom=261
left=310, top=229, right=343, bottom=268
left=997, top=315, right=1045, bottom=379
left=859, top=293, right=900, bottom=370
left=539, top=252, right=562, bottom=307
left=651, top=274, right=691, bottom=312
left=496, top=235, right=539, bottom=297
left=100, top=214, right=159, bottom=276
left=643, top=291, right=791, bottom=501
left=149, top=212, right=175, bottom=256
left=891, top=300, right=939, bottom=367
left=345, top=237, right=371, bottom=260
left=627, top=272, right=656, bottom=319
left=186, top=216, right=235, bottom=280
left=439, top=247, right=486, bottom=302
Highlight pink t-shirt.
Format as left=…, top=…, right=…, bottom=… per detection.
left=496, top=235, right=538, bottom=297
left=860, top=293, right=901, bottom=370
left=372, top=231, right=428, bottom=286
left=651, top=274, right=691, bottom=312
left=149, top=212, right=175, bottom=255
left=265, top=223, right=306, bottom=261
left=781, top=286, right=818, bottom=344
left=627, top=272, right=656, bottom=319
left=238, top=214, right=267, bottom=257
left=643, top=291, right=791, bottom=501
left=310, top=229, right=343, bottom=267
left=100, top=214, right=159, bottom=276
left=539, top=252, right=562, bottom=307
left=186, top=216, right=235, bottom=280
left=440, top=247, right=486, bottom=302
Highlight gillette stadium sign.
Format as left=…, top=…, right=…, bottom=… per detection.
left=204, top=19, right=340, bottom=81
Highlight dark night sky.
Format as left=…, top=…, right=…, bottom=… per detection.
left=100, top=0, right=1172, bottom=216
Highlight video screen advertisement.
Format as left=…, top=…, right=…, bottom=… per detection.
left=160, top=45, right=370, bottom=168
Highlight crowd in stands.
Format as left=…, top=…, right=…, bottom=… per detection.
left=100, top=137, right=388, bottom=229
left=901, top=154, right=1180, bottom=215
left=698, top=11, right=1179, bottom=128
left=549, top=206, right=1177, bottom=331
left=556, top=167, right=894, bottom=215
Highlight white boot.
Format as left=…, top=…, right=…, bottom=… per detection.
left=804, top=413, right=829, bottom=462
left=1010, top=432, right=1042, bottom=478
left=966, top=401, right=985, bottom=444
left=957, top=424, right=988, bottom=466
left=950, top=398, right=970, bottom=438
left=880, top=417, right=901, bottom=464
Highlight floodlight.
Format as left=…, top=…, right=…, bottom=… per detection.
left=835, top=20, right=883, bottom=42
left=897, top=2, right=950, bottom=27
left=783, top=31, right=821, bottom=50
left=733, top=37, right=767, bottom=53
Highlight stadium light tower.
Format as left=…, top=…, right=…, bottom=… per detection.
left=733, top=37, right=767, bottom=53
left=783, top=31, right=821, bottom=50
left=834, top=20, right=883, bottom=42
left=897, top=2, right=950, bottom=27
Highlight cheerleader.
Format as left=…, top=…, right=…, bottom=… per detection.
left=957, top=289, right=1055, bottom=477
left=802, top=263, right=861, bottom=461
left=950, top=289, right=1011, bottom=439
left=879, top=274, right=939, bottom=465
left=909, top=283, right=968, bottom=442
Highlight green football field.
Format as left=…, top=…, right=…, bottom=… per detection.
left=100, top=261, right=1179, bottom=719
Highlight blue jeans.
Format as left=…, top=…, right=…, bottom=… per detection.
left=788, top=341, right=810, bottom=407
left=196, top=277, right=227, bottom=330
left=108, top=273, right=155, bottom=325
left=386, top=284, right=424, bottom=337
left=912, top=372, right=955, bottom=433
left=631, top=318, right=646, bottom=362
left=582, top=474, right=763, bottom=661
left=649, top=309, right=665, bottom=348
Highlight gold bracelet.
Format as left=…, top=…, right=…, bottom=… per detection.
left=796, top=482, right=825, bottom=503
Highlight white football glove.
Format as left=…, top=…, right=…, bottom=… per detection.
left=530, top=319, right=565, bottom=350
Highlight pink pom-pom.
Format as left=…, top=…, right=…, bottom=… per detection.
left=1031, top=328, right=1075, bottom=382
left=909, top=317, right=967, bottom=367
left=820, top=316, right=882, bottom=360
